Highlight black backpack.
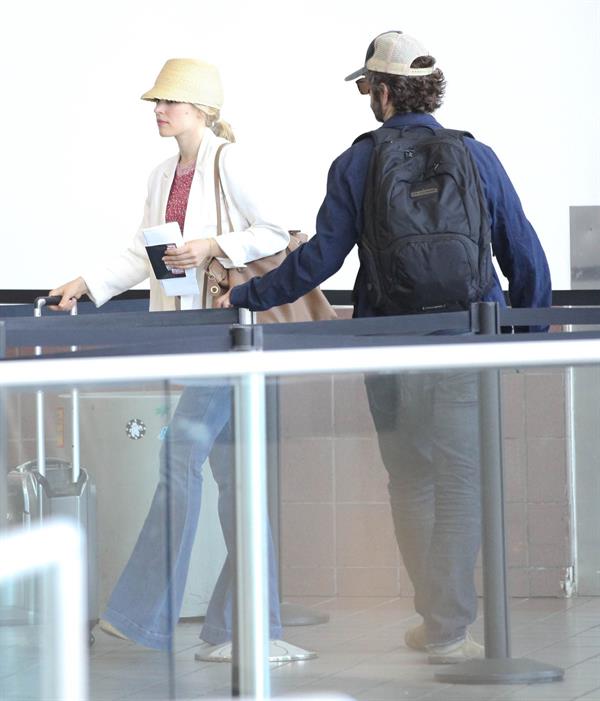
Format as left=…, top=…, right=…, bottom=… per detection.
left=356, top=126, right=493, bottom=315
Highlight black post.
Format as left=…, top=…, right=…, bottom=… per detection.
left=477, top=303, right=510, bottom=659
left=436, top=302, right=564, bottom=684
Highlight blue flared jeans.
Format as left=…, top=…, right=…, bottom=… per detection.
left=102, top=383, right=283, bottom=650
left=365, top=370, right=481, bottom=646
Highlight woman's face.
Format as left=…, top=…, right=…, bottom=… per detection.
left=153, top=100, right=204, bottom=137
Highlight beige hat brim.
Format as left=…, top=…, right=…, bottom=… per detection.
left=140, top=58, right=224, bottom=109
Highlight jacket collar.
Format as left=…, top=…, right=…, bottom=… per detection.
left=194, top=128, right=218, bottom=172
left=381, top=112, right=442, bottom=130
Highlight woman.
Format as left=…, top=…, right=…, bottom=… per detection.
left=51, top=58, right=313, bottom=662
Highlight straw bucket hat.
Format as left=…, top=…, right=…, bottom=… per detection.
left=141, top=59, right=224, bottom=109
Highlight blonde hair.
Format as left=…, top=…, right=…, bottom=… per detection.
left=194, top=104, right=235, bottom=143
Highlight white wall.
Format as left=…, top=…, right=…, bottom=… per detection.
left=0, top=0, right=598, bottom=292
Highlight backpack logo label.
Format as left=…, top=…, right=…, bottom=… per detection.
left=410, top=186, right=439, bottom=199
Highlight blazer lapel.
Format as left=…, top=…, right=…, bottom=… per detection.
left=182, top=130, right=217, bottom=238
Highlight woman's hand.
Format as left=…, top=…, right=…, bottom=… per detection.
left=163, top=238, right=222, bottom=270
left=49, top=277, right=88, bottom=311
left=214, top=290, right=233, bottom=309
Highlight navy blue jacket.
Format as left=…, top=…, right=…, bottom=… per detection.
left=231, top=113, right=552, bottom=329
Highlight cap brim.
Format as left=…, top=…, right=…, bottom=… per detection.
left=344, top=67, right=366, bottom=81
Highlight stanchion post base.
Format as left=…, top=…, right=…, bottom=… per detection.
left=280, top=602, right=329, bottom=626
left=434, top=657, right=564, bottom=685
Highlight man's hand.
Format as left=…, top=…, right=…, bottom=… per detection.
left=48, top=277, right=88, bottom=311
left=163, top=238, right=222, bottom=270
left=214, top=290, right=233, bottom=309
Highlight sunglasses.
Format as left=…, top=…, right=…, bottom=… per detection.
left=355, top=78, right=370, bottom=95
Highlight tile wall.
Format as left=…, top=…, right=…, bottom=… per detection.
left=5, top=347, right=573, bottom=601
left=279, top=366, right=572, bottom=599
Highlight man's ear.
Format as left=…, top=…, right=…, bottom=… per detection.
left=379, top=82, right=390, bottom=105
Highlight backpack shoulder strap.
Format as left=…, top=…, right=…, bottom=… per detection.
left=353, top=126, right=415, bottom=146
left=354, top=124, right=473, bottom=147
left=441, top=128, right=475, bottom=140
left=352, top=130, right=376, bottom=145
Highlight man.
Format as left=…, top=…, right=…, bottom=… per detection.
left=217, top=31, right=551, bottom=664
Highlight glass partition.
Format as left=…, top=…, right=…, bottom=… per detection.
left=2, top=335, right=600, bottom=700
left=0, top=521, right=87, bottom=701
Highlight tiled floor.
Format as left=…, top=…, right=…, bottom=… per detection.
left=4, top=595, right=600, bottom=700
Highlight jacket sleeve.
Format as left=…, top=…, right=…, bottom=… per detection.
left=212, top=144, right=289, bottom=268
left=231, top=147, right=362, bottom=311
left=468, top=141, right=552, bottom=332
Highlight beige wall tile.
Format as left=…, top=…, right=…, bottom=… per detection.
left=500, top=371, right=526, bottom=439
left=529, top=567, right=566, bottom=597
left=508, top=567, right=531, bottom=597
left=398, top=566, right=415, bottom=598
left=529, top=543, right=570, bottom=568
left=502, top=438, right=527, bottom=502
left=525, top=371, right=566, bottom=438
left=279, top=376, right=333, bottom=439
left=281, top=566, right=336, bottom=597
left=334, top=437, right=388, bottom=503
left=526, top=438, right=568, bottom=503
left=281, top=503, right=335, bottom=569
left=528, top=503, right=570, bottom=546
left=335, top=503, right=399, bottom=568
left=337, top=567, right=400, bottom=597
left=280, top=437, right=334, bottom=503
left=506, top=502, right=529, bottom=567
left=332, top=374, right=377, bottom=438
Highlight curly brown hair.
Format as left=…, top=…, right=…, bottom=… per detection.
left=367, top=56, right=446, bottom=114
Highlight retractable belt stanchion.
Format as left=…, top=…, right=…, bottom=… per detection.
left=231, top=309, right=271, bottom=699
left=435, top=302, right=564, bottom=684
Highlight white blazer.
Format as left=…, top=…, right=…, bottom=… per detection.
left=83, top=129, right=289, bottom=311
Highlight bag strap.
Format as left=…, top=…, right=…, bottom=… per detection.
left=204, top=141, right=231, bottom=307
left=213, top=142, right=234, bottom=235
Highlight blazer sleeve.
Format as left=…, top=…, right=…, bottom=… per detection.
left=212, top=144, right=289, bottom=268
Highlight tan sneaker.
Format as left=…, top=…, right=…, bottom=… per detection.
left=404, top=623, right=427, bottom=651
left=427, top=631, right=484, bottom=664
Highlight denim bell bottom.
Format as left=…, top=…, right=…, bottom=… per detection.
left=102, top=383, right=283, bottom=650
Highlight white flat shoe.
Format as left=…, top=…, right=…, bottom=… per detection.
left=194, top=639, right=317, bottom=663
left=98, top=619, right=130, bottom=642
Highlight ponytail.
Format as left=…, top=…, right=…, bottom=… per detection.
left=194, top=104, right=235, bottom=142
left=211, top=118, right=235, bottom=143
